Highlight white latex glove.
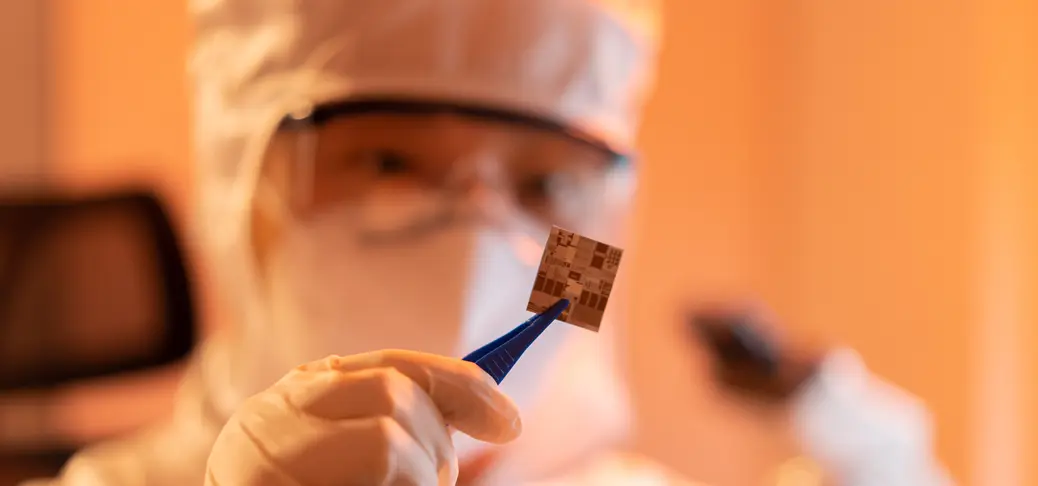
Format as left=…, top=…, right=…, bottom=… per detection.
left=204, top=350, right=522, bottom=486
left=794, top=349, right=955, bottom=486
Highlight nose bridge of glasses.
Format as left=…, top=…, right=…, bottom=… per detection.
left=430, top=150, right=524, bottom=230
left=442, top=146, right=512, bottom=197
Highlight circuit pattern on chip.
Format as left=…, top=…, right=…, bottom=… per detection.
left=527, top=226, right=623, bottom=332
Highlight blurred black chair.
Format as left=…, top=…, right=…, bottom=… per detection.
left=0, top=191, right=198, bottom=483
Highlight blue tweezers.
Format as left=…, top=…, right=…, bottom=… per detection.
left=461, top=299, right=570, bottom=384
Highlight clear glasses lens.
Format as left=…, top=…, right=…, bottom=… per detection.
left=260, top=111, right=623, bottom=235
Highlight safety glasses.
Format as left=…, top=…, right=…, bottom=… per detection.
left=258, top=98, right=629, bottom=237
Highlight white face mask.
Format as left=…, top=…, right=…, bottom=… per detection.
left=261, top=199, right=569, bottom=455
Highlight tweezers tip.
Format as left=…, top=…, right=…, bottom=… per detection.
left=547, top=298, right=570, bottom=314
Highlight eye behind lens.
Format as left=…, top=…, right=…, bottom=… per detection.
left=371, top=150, right=412, bottom=175
left=518, top=174, right=554, bottom=200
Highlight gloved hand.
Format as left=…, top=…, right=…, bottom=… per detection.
left=690, top=305, right=955, bottom=485
left=204, top=350, right=522, bottom=486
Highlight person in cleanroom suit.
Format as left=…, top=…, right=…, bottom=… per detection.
left=26, top=0, right=955, bottom=484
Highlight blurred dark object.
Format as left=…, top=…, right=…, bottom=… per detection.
left=690, top=306, right=819, bottom=402
left=0, top=191, right=195, bottom=387
left=0, top=191, right=197, bottom=483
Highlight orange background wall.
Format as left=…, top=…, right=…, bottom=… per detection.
left=47, top=0, right=193, bottom=216
left=43, top=1, right=1036, bottom=485
left=629, top=1, right=1036, bottom=484
left=0, top=2, right=46, bottom=186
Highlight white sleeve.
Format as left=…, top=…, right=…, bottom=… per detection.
left=792, top=349, right=956, bottom=486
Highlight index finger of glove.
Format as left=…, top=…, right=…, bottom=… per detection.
left=297, top=351, right=521, bottom=444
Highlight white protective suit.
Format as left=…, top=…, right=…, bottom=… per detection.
left=28, top=0, right=954, bottom=484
